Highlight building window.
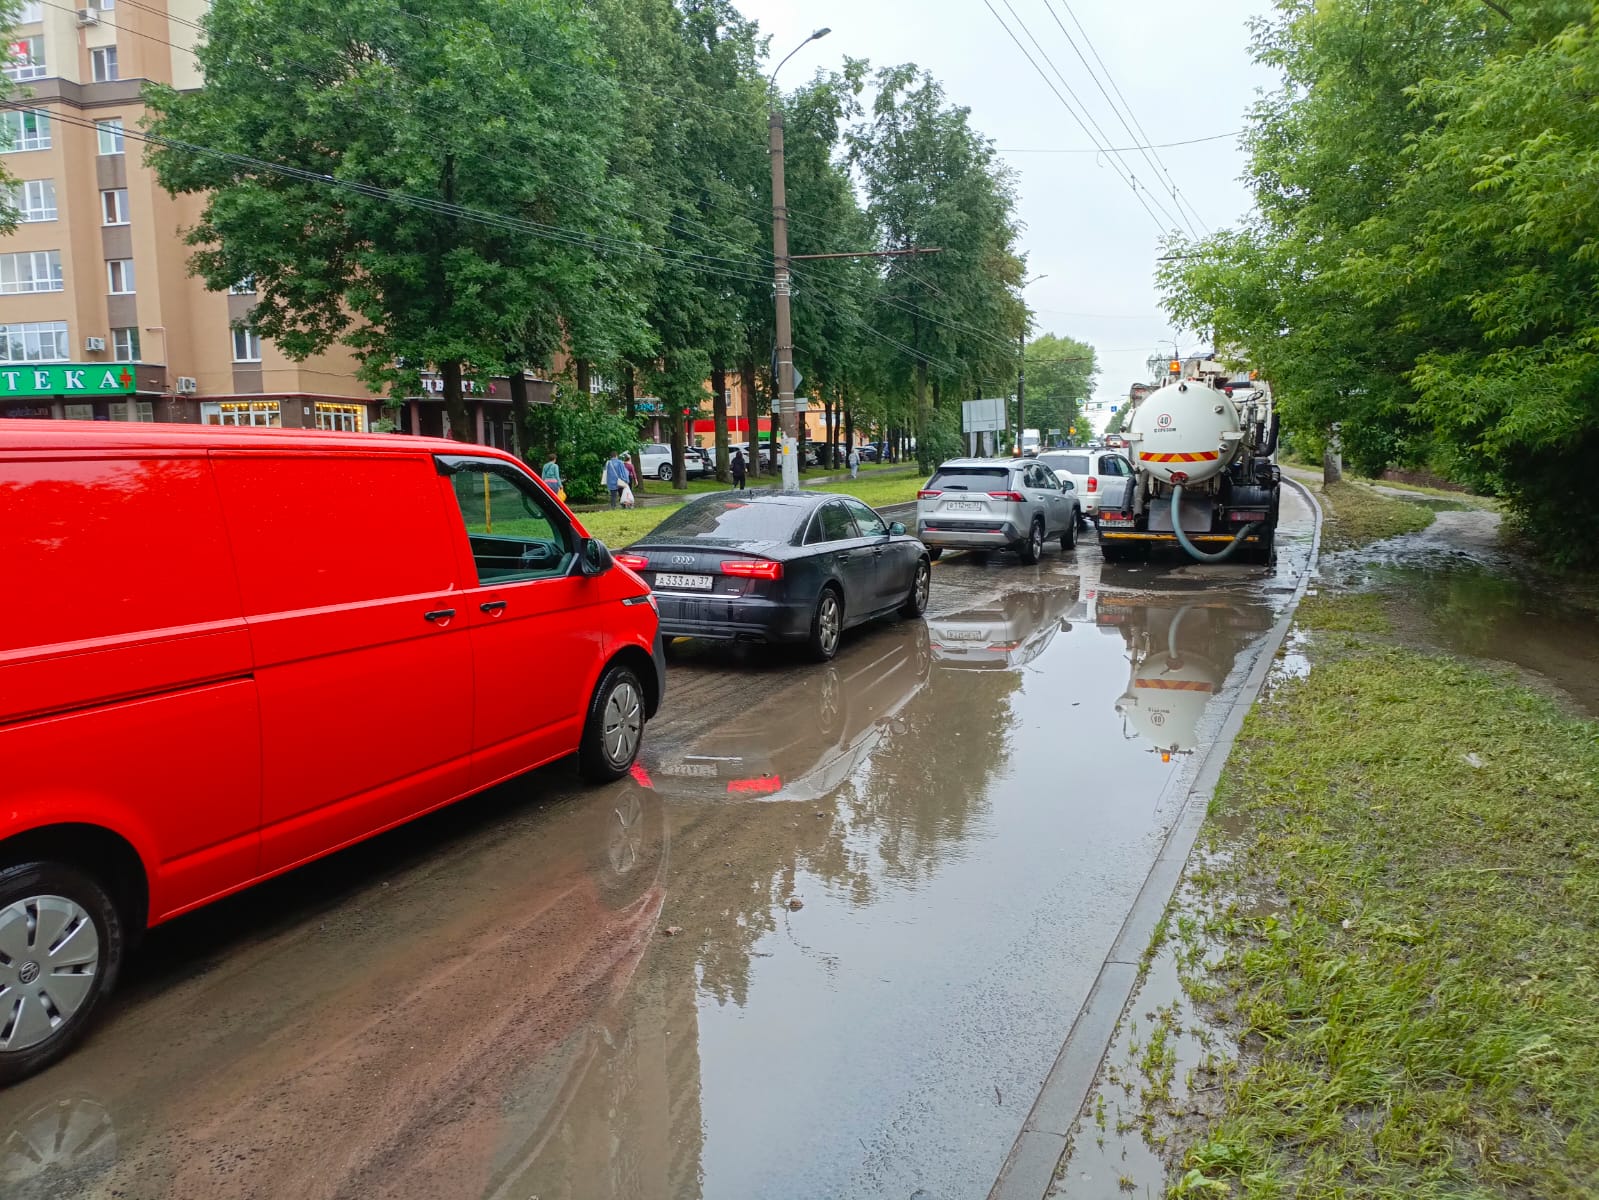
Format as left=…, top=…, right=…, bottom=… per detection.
left=0, top=320, right=70, bottom=362
left=202, top=400, right=280, bottom=427
left=90, top=46, right=118, bottom=83
left=229, top=275, right=256, bottom=295
left=5, top=37, right=45, bottom=82
left=101, top=188, right=129, bottom=225
left=108, top=400, right=155, bottom=422
left=315, top=402, right=365, bottom=432
left=0, top=250, right=63, bottom=293
left=231, top=326, right=262, bottom=362
left=111, top=326, right=139, bottom=361
left=589, top=374, right=613, bottom=395
left=107, top=258, right=135, bottom=294
left=12, top=179, right=55, bottom=221
left=17, top=3, right=43, bottom=23
left=95, top=118, right=123, bottom=155
left=1, top=109, right=51, bottom=153
left=63, top=402, right=93, bottom=421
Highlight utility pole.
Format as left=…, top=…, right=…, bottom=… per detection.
left=1016, top=328, right=1025, bottom=455
left=770, top=28, right=830, bottom=492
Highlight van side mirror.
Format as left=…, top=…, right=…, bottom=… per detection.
left=888, top=521, right=907, bottom=536
left=579, top=537, right=613, bottom=576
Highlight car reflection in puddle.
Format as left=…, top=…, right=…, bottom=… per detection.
left=925, top=583, right=1080, bottom=670
left=0, top=781, right=668, bottom=1200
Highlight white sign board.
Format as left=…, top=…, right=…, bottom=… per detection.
left=962, top=397, right=1005, bottom=433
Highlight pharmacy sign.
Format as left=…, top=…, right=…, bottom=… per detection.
left=0, top=365, right=137, bottom=398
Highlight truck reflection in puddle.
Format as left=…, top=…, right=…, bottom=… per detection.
left=1093, top=593, right=1276, bottom=760
left=0, top=781, right=667, bottom=1200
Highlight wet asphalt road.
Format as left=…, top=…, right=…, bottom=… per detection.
left=1, top=491, right=1315, bottom=1200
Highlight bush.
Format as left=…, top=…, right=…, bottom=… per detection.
left=531, top=393, right=639, bottom=504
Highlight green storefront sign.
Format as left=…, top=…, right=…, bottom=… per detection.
left=0, top=364, right=136, bottom=398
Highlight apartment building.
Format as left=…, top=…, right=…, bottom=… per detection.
left=0, top=0, right=547, bottom=442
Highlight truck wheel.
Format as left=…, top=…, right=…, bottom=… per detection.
left=1018, top=519, right=1044, bottom=565
left=579, top=664, right=647, bottom=782
left=0, top=862, right=126, bottom=1086
left=1061, top=516, right=1078, bottom=551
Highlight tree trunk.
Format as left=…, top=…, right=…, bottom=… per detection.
left=443, top=359, right=470, bottom=442
left=844, top=403, right=854, bottom=459
left=711, top=363, right=730, bottom=482
left=624, top=364, right=644, bottom=492
left=915, top=361, right=930, bottom=465
left=669, top=407, right=687, bottom=490
left=574, top=358, right=590, bottom=398
left=739, top=357, right=760, bottom=477
left=1323, top=422, right=1343, bottom=486
left=509, top=369, right=530, bottom=461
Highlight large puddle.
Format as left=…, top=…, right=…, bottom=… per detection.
left=1, top=491, right=1318, bottom=1200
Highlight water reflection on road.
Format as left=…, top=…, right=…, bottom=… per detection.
left=0, top=490, right=1316, bottom=1200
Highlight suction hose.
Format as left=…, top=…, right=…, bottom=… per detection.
left=1170, top=484, right=1261, bottom=563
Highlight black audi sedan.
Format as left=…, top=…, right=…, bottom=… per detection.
left=616, top=491, right=931, bottom=660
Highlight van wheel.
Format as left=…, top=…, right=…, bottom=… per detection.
left=1019, top=519, right=1044, bottom=564
left=579, top=664, right=647, bottom=782
left=0, top=862, right=125, bottom=1086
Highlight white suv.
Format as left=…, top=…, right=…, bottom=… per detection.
left=1036, top=449, right=1134, bottom=520
left=638, top=443, right=712, bottom=481
left=915, top=458, right=1081, bottom=563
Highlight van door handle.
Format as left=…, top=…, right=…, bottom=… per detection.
left=480, top=600, right=507, bottom=614
left=423, top=608, right=456, bottom=623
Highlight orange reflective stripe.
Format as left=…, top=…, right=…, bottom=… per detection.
left=1133, top=679, right=1216, bottom=692
left=1138, top=451, right=1221, bottom=463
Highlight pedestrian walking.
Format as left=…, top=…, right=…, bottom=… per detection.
left=540, top=451, right=565, bottom=502
left=847, top=445, right=860, bottom=479
left=731, top=447, right=747, bottom=492
left=604, top=450, right=630, bottom=509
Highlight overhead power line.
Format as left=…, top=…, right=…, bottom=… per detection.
left=996, top=131, right=1242, bottom=153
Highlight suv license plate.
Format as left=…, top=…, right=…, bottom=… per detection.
left=657, top=573, right=713, bottom=590
left=946, top=500, right=984, bottom=512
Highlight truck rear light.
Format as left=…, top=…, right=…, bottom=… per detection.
left=1087, top=477, right=1097, bottom=493
left=988, top=491, right=1026, bottom=502
left=721, top=559, right=783, bottom=580
left=614, top=553, right=649, bottom=571
left=917, top=489, right=942, bottom=499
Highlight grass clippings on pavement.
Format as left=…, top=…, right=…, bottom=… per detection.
left=1316, top=478, right=1437, bottom=550
left=1179, top=594, right=1599, bottom=1199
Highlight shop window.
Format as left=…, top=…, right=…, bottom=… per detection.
left=202, top=400, right=280, bottom=427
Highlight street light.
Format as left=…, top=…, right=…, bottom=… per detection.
left=1016, top=274, right=1047, bottom=452
left=770, top=27, right=831, bottom=491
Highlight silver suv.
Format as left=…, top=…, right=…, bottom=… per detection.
left=916, top=458, right=1082, bottom=563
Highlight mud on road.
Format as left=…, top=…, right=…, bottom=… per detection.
left=1, top=491, right=1316, bottom=1200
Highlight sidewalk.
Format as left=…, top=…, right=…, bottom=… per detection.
left=570, top=463, right=920, bottom=513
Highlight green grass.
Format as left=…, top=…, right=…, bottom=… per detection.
left=1178, top=595, right=1599, bottom=1198
left=575, top=505, right=683, bottom=546
left=803, top=471, right=925, bottom=509
left=1317, top=479, right=1436, bottom=550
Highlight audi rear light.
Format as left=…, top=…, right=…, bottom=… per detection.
left=720, top=559, right=783, bottom=580
left=614, top=553, right=649, bottom=571
left=988, top=491, right=1025, bottom=502
left=1087, top=477, right=1098, bottom=493
left=917, top=489, right=942, bottom=499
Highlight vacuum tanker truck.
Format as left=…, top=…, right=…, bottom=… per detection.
left=1097, top=360, right=1281, bottom=563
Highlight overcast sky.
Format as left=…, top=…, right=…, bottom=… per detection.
left=736, top=0, right=1276, bottom=430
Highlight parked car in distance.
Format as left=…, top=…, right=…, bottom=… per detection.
left=915, top=458, right=1082, bottom=563
left=618, top=491, right=931, bottom=661
left=729, top=440, right=777, bottom=468
left=0, top=421, right=664, bottom=1083
left=1036, top=448, right=1135, bottom=521
left=638, top=443, right=713, bottom=482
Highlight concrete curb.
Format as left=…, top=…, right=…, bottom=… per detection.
left=987, top=479, right=1325, bottom=1200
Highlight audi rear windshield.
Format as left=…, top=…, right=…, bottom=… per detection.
left=927, top=467, right=1012, bottom=492
left=646, top=497, right=806, bottom=542
left=1040, top=454, right=1090, bottom=475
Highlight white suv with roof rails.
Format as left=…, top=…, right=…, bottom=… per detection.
left=1036, top=448, right=1134, bottom=520
left=915, top=457, right=1081, bottom=563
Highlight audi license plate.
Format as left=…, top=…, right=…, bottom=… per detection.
left=946, top=500, right=984, bottom=512
left=656, top=573, right=713, bottom=590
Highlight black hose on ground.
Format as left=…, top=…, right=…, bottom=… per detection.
left=1170, top=484, right=1261, bottom=563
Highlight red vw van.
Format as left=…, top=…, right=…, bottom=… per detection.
left=0, top=421, right=664, bottom=1082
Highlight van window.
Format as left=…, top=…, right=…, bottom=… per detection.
left=2, top=456, right=239, bottom=652
left=442, top=459, right=574, bottom=583
left=212, top=454, right=458, bottom=612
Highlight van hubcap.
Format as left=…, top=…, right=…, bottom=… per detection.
left=0, top=895, right=100, bottom=1051
left=602, top=680, right=643, bottom=766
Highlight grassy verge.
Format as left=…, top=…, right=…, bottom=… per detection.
left=1315, top=478, right=1436, bottom=550
left=1176, top=593, right=1599, bottom=1198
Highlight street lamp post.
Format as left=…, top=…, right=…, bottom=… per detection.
left=770, top=27, right=830, bottom=491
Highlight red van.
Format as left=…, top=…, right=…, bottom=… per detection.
left=0, top=421, right=664, bottom=1083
